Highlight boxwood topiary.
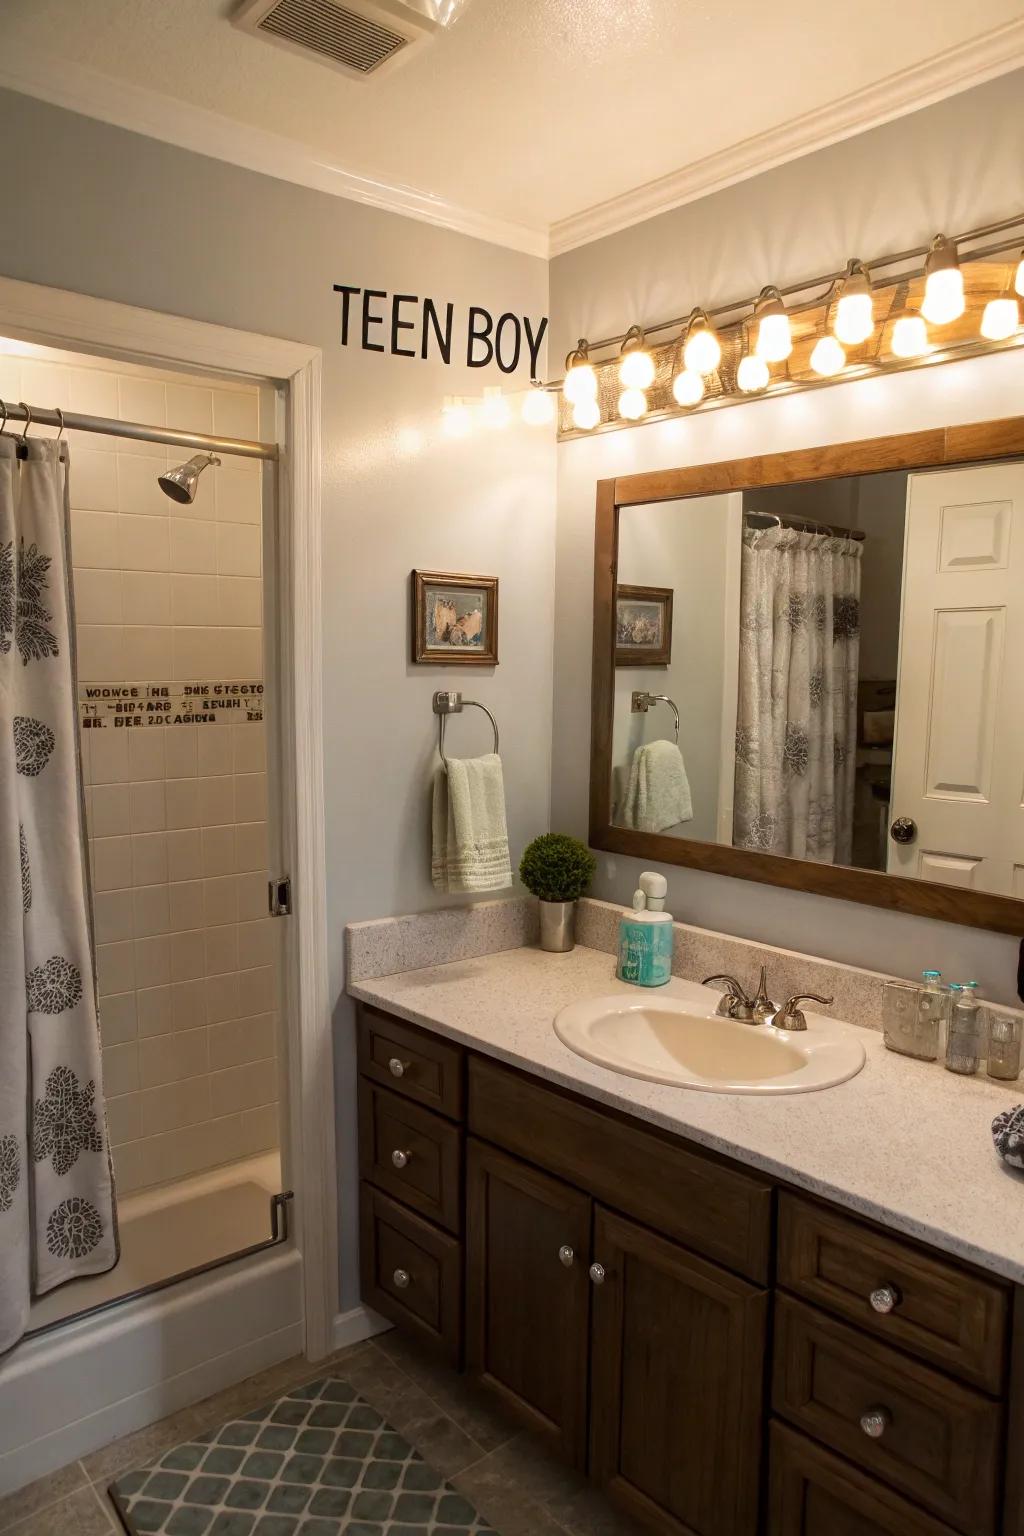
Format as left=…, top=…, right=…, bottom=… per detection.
left=519, top=833, right=596, bottom=904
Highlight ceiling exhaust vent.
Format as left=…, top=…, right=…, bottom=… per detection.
left=233, top=0, right=444, bottom=80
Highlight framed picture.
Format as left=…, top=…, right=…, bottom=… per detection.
left=615, top=584, right=673, bottom=667
left=412, top=570, right=499, bottom=666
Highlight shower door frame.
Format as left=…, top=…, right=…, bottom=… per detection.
left=0, top=274, right=338, bottom=1360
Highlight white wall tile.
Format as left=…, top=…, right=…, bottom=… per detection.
left=138, top=1026, right=208, bottom=1089
left=199, top=775, right=234, bottom=827
left=171, top=979, right=206, bottom=1032
left=171, top=574, right=218, bottom=627
left=136, top=984, right=173, bottom=1038
left=122, top=572, right=171, bottom=626
left=216, top=522, right=261, bottom=578
left=205, top=971, right=240, bottom=1025
left=21, top=358, right=71, bottom=409
left=74, top=568, right=122, bottom=627
left=169, top=518, right=216, bottom=576
left=99, top=991, right=138, bottom=1048
left=164, top=726, right=197, bottom=779
left=92, top=834, right=132, bottom=892
left=215, top=468, right=261, bottom=526
left=94, top=888, right=134, bottom=945
left=234, top=773, right=267, bottom=824
left=119, top=513, right=170, bottom=573
left=240, top=1103, right=279, bottom=1156
left=98, top=939, right=135, bottom=997
left=117, top=451, right=169, bottom=517
left=166, top=778, right=200, bottom=830
left=71, top=510, right=119, bottom=569
left=72, top=448, right=119, bottom=513
left=211, top=1056, right=276, bottom=1115
left=166, top=382, right=214, bottom=435
left=234, top=821, right=268, bottom=874
left=135, top=934, right=171, bottom=989
left=202, top=825, right=235, bottom=877
left=139, top=1074, right=212, bottom=1136
left=172, top=627, right=221, bottom=680
left=112, top=1140, right=148, bottom=1195
left=78, top=625, right=124, bottom=682
left=205, top=924, right=238, bottom=977
left=69, top=367, right=120, bottom=419
left=119, top=376, right=166, bottom=428
left=212, top=390, right=259, bottom=440
left=130, top=781, right=166, bottom=834
left=217, top=577, right=261, bottom=627
left=209, top=1013, right=276, bottom=1071
left=237, top=967, right=275, bottom=1020
left=167, top=828, right=203, bottom=881
left=106, top=1093, right=143, bottom=1147
left=232, top=723, right=265, bottom=773
left=197, top=728, right=232, bottom=777
left=0, top=354, right=20, bottom=399
left=237, top=918, right=276, bottom=971
left=123, top=626, right=173, bottom=682
left=132, top=831, right=168, bottom=887
left=128, top=730, right=166, bottom=782
left=102, top=1041, right=139, bottom=1097
left=237, top=872, right=268, bottom=922
left=170, top=929, right=205, bottom=983
left=203, top=875, right=237, bottom=927
left=168, top=879, right=204, bottom=932
left=89, top=731, right=130, bottom=786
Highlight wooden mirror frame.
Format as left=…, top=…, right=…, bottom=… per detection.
left=590, top=415, right=1024, bottom=935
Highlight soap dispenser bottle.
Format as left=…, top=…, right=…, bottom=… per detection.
left=617, top=871, right=673, bottom=987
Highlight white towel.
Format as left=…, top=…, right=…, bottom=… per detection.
left=432, top=753, right=512, bottom=894
left=621, top=739, right=693, bottom=833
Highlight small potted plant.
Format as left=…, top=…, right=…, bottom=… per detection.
left=519, top=833, right=596, bottom=953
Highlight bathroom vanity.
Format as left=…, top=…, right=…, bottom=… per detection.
left=350, top=943, right=1024, bottom=1536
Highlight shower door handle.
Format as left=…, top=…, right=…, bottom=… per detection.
left=889, top=817, right=917, bottom=844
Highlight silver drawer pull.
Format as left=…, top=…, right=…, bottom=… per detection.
left=393, top=1268, right=411, bottom=1289
left=589, top=1262, right=606, bottom=1285
left=869, top=1284, right=901, bottom=1315
left=390, top=1149, right=410, bottom=1170
left=388, top=1057, right=410, bottom=1079
left=558, top=1244, right=575, bottom=1268
left=859, top=1407, right=890, bottom=1439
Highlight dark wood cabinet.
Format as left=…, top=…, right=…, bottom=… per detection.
left=589, top=1205, right=767, bottom=1536
left=465, top=1137, right=591, bottom=1467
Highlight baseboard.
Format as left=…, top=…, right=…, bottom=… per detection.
left=330, top=1303, right=392, bottom=1353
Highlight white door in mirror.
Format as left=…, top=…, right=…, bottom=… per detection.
left=554, top=981, right=865, bottom=1095
left=890, top=463, right=1024, bottom=893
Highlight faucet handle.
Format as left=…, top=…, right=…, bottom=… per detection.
left=775, top=992, right=834, bottom=1032
left=702, top=974, right=755, bottom=1022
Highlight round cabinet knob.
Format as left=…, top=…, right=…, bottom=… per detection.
left=589, top=1262, right=606, bottom=1285
left=558, top=1245, right=575, bottom=1268
left=870, top=1284, right=900, bottom=1315
left=392, top=1268, right=411, bottom=1289
left=889, top=817, right=917, bottom=845
left=390, top=1149, right=410, bottom=1170
left=388, top=1057, right=409, bottom=1078
left=859, top=1407, right=891, bottom=1440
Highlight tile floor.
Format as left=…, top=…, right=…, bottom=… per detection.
left=0, top=1334, right=644, bottom=1536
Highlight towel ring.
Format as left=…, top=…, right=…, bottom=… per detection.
left=433, top=690, right=499, bottom=768
left=631, top=690, right=680, bottom=743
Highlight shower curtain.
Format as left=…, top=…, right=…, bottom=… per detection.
left=0, top=436, right=117, bottom=1354
left=733, top=525, right=862, bottom=865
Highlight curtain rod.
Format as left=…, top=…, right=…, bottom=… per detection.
left=0, top=398, right=278, bottom=462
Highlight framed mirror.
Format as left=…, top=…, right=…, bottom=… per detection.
left=589, top=417, right=1024, bottom=933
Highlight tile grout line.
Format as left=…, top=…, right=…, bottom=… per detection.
left=89, top=1478, right=119, bottom=1532
left=0, top=1459, right=91, bottom=1536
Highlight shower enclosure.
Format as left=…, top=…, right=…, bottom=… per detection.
left=0, top=339, right=302, bottom=1493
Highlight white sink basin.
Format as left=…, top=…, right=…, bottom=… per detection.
left=554, top=984, right=865, bottom=1095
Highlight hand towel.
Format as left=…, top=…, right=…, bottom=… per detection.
left=621, top=739, right=693, bottom=834
left=432, top=753, right=512, bottom=894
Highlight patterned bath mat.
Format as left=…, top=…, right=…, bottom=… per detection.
left=109, top=1375, right=496, bottom=1535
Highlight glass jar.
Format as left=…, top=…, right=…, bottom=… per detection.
left=945, top=983, right=984, bottom=1076
left=882, top=979, right=938, bottom=1060
left=986, top=1012, right=1022, bottom=1082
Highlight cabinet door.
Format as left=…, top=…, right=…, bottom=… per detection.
left=466, top=1137, right=591, bottom=1467
left=590, top=1205, right=768, bottom=1536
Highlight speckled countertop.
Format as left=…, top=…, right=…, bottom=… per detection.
left=349, top=943, right=1024, bottom=1284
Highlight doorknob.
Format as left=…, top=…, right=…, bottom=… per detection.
left=889, top=817, right=917, bottom=844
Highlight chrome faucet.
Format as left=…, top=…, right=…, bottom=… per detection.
left=703, top=965, right=778, bottom=1025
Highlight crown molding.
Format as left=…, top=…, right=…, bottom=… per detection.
left=549, top=18, right=1024, bottom=256
left=0, top=44, right=550, bottom=260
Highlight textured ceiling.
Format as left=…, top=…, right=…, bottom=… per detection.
left=3, top=0, right=1024, bottom=241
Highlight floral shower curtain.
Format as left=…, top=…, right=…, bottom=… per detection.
left=733, top=525, right=862, bottom=865
left=0, top=436, right=117, bottom=1354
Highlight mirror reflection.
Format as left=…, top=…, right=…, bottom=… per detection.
left=612, top=461, right=1024, bottom=893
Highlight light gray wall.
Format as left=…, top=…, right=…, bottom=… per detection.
left=550, top=72, right=1024, bottom=1005
left=0, top=87, right=554, bottom=1311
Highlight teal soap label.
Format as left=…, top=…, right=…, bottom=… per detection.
left=617, top=920, right=672, bottom=986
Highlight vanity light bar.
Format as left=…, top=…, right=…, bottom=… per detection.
left=548, top=211, right=1024, bottom=434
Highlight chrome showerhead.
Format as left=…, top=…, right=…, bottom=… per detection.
left=158, top=452, right=220, bottom=505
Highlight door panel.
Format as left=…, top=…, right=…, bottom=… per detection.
left=590, top=1205, right=767, bottom=1536
left=890, top=464, right=1024, bottom=891
left=465, top=1138, right=591, bottom=1466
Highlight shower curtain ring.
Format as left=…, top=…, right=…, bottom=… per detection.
left=55, top=407, right=65, bottom=442
left=18, top=403, right=32, bottom=442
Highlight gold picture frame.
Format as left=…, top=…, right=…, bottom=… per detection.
left=412, top=570, right=499, bottom=666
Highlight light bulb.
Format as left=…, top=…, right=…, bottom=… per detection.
left=563, top=360, right=597, bottom=405
left=618, top=387, right=647, bottom=420
left=810, top=335, right=846, bottom=377
left=980, top=296, right=1020, bottom=341
left=672, top=368, right=704, bottom=407
left=922, top=235, right=964, bottom=324
left=619, top=345, right=655, bottom=390
left=1016, top=254, right=1024, bottom=298
left=736, top=354, right=769, bottom=393
left=522, top=386, right=555, bottom=425
left=480, top=387, right=511, bottom=428
left=683, top=312, right=721, bottom=375
left=571, top=397, right=600, bottom=431
left=833, top=261, right=874, bottom=345
left=891, top=314, right=929, bottom=359
left=753, top=288, right=792, bottom=362
left=441, top=396, right=472, bottom=437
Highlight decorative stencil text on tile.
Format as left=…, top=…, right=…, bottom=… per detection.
left=78, top=681, right=264, bottom=729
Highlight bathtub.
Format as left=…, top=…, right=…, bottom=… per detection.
left=0, top=1153, right=303, bottom=1495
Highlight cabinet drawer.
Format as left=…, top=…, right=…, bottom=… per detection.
left=468, top=1055, right=771, bottom=1283
left=773, top=1295, right=1002, bottom=1536
left=358, top=1006, right=464, bottom=1119
left=359, top=1183, right=462, bottom=1366
left=778, top=1192, right=1008, bottom=1392
left=769, top=1421, right=960, bottom=1536
left=358, top=1079, right=462, bottom=1234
